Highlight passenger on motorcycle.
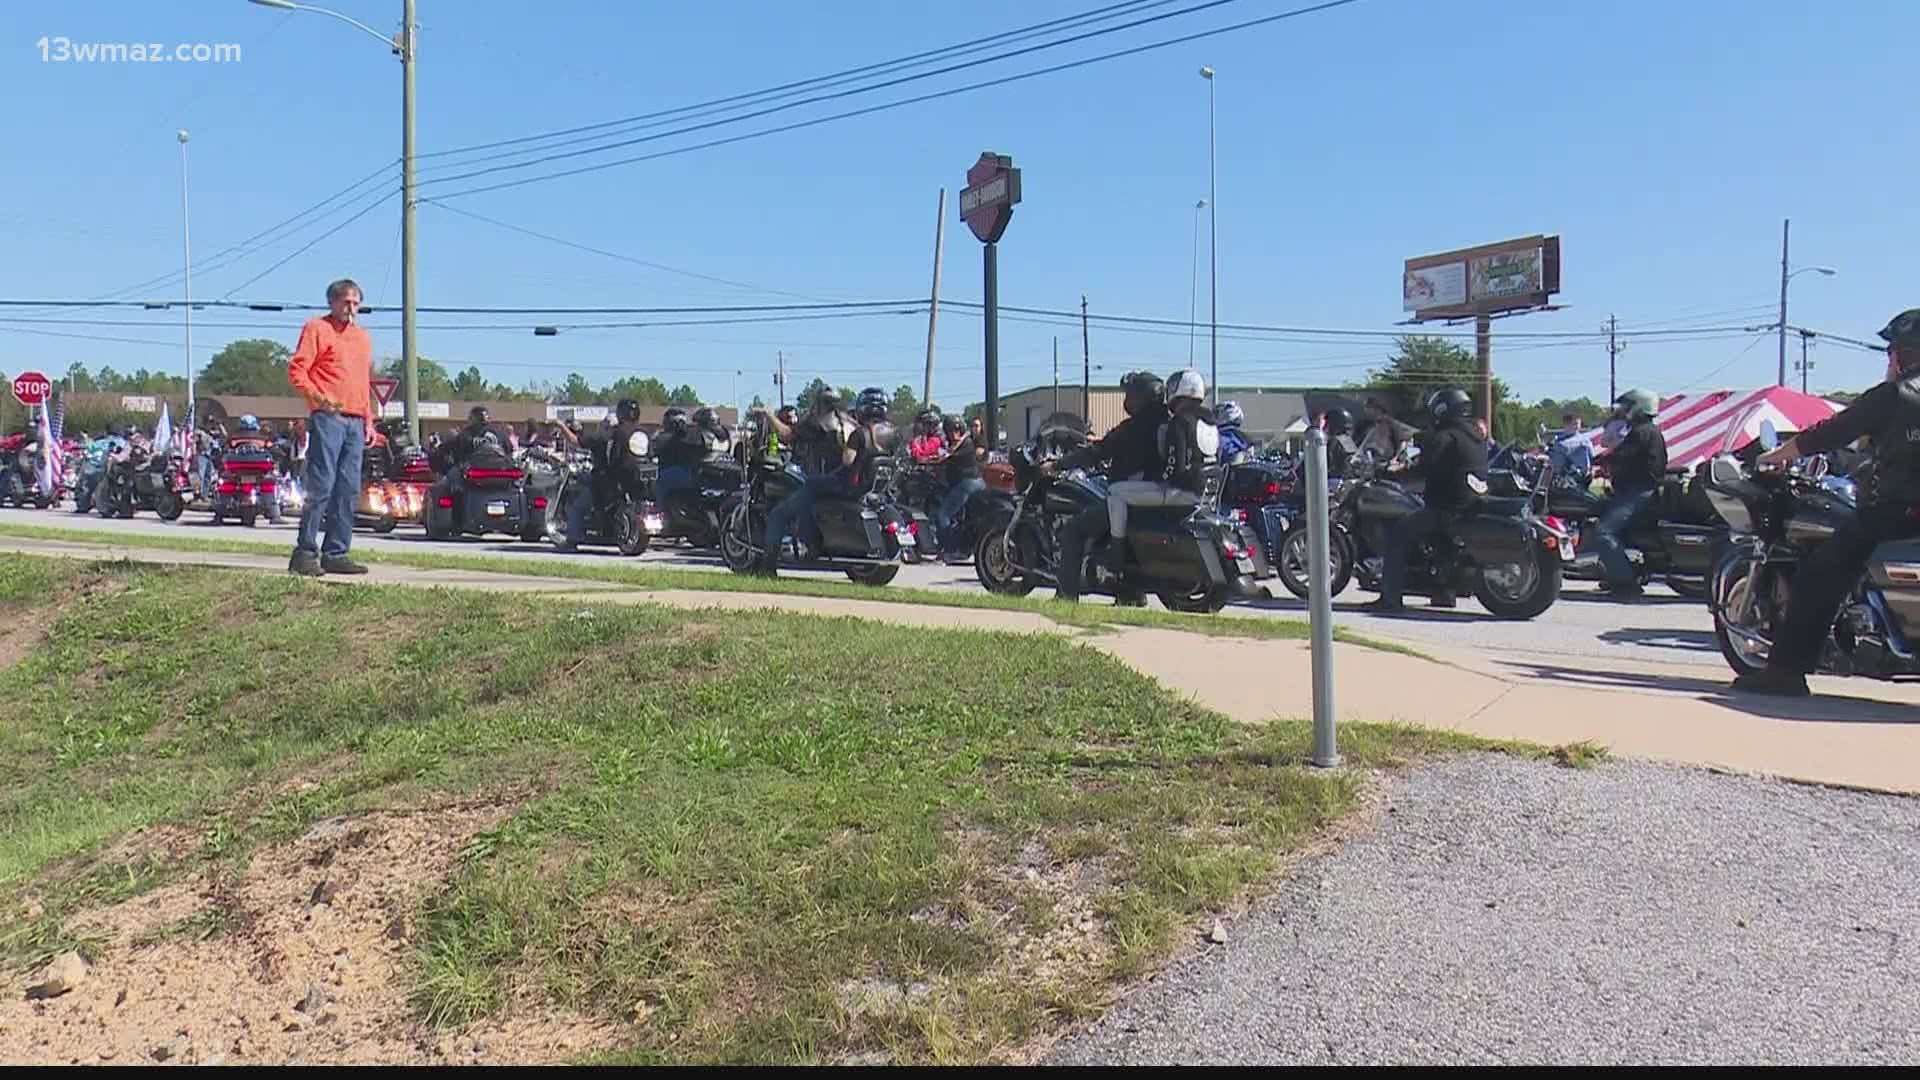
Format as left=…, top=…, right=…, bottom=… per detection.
left=1214, top=401, right=1252, bottom=464
left=1550, top=412, right=1595, bottom=486
left=1104, top=370, right=1218, bottom=579
left=1053, top=371, right=1167, bottom=602
left=653, top=408, right=702, bottom=508
left=757, top=387, right=893, bottom=575
left=1369, top=387, right=1490, bottom=612
left=692, top=407, right=733, bottom=457
left=1590, top=389, right=1669, bottom=599
left=1733, top=308, right=1920, bottom=697
left=555, top=398, right=650, bottom=552
left=1323, top=407, right=1359, bottom=476
left=908, top=408, right=945, bottom=464
left=935, top=415, right=984, bottom=554
left=438, top=406, right=514, bottom=471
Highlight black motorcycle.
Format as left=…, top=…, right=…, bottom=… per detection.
left=539, top=446, right=658, bottom=556
left=1504, top=449, right=1721, bottom=599
left=718, top=419, right=914, bottom=586
left=970, top=442, right=1270, bottom=614
left=96, top=448, right=189, bottom=521
left=652, top=456, right=743, bottom=548
left=424, top=456, right=532, bottom=540
left=4, top=440, right=52, bottom=509
left=1705, top=421, right=1920, bottom=683
left=1275, top=452, right=1569, bottom=619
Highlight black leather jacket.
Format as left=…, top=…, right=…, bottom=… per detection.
left=1796, top=375, right=1920, bottom=507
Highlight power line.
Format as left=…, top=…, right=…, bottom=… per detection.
left=218, top=190, right=399, bottom=300
left=417, top=0, right=1182, bottom=166
left=424, top=0, right=1364, bottom=200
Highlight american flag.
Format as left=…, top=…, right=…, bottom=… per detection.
left=36, top=400, right=61, bottom=497
left=48, top=395, right=64, bottom=445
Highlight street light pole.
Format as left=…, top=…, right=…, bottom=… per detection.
left=1189, top=198, right=1206, bottom=368
left=247, top=0, right=418, bottom=443
left=1776, top=218, right=1789, bottom=388
left=177, top=130, right=193, bottom=422
left=1201, top=65, right=1217, bottom=403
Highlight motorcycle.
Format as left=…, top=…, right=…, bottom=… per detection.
left=97, top=448, right=190, bottom=521
left=356, top=446, right=434, bottom=533
left=1706, top=415, right=1920, bottom=684
left=538, top=446, right=661, bottom=555
left=1274, top=448, right=1570, bottom=619
left=208, top=444, right=282, bottom=527
left=652, top=456, right=743, bottom=549
left=3, top=438, right=53, bottom=509
left=971, top=439, right=1271, bottom=613
left=425, top=455, right=537, bottom=540
left=718, top=416, right=915, bottom=585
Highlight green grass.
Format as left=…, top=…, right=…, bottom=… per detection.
left=0, top=553, right=1539, bottom=1064
left=0, top=520, right=1409, bottom=650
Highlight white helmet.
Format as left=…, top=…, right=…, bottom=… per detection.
left=1163, top=369, right=1207, bottom=405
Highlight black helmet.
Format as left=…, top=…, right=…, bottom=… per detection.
left=467, top=405, right=491, bottom=426
left=662, top=407, right=691, bottom=433
left=915, top=407, right=942, bottom=432
left=1879, top=309, right=1920, bottom=372
left=1323, top=407, right=1354, bottom=436
left=692, top=406, right=719, bottom=430
left=941, top=415, right=966, bottom=436
left=1120, top=371, right=1164, bottom=416
left=853, top=386, right=890, bottom=422
left=616, top=398, right=642, bottom=423
left=1426, top=387, right=1473, bottom=424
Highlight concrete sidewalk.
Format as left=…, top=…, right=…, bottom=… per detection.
left=4, top=535, right=1917, bottom=794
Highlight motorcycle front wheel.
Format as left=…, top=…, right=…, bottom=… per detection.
left=1711, top=554, right=1773, bottom=677
left=1473, top=545, right=1563, bottom=620
left=719, top=500, right=760, bottom=574
left=1275, top=525, right=1353, bottom=601
left=973, top=526, right=1035, bottom=596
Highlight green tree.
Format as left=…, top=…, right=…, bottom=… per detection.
left=667, top=384, right=703, bottom=407
left=603, top=376, right=670, bottom=405
left=561, top=372, right=596, bottom=404
left=64, top=363, right=97, bottom=394
left=795, top=378, right=834, bottom=414
left=451, top=365, right=490, bottom=399
left=199, top=338, right=291, bottom=396
left=888, top=384, right=921, bottom=427
left=379, top=355, right=454, bottom=399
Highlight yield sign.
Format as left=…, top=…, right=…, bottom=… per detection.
left=370, top=377, right=400, bottom=407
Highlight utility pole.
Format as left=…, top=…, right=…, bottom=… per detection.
left=1776, top=217, right=1789, bottom=388
left=923, top=187, right=946, bottom=404
left=398, top=0, right=421, bottom=444
left=1476, top=315, right=1493, bottom=432
left=776, top=350, right=786, bottom=408
left=1052, top=336, right=1060, bottom=412
left=1081, top=294, right=1092, bottom=419
left=177, top=130, right=193, bottom=423
left=1604, top=314, right=1624, bottom=402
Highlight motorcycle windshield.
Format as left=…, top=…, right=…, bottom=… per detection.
left=1717, top=402, right=1767, bottom=458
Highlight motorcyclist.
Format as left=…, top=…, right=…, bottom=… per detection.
left=1052, top=371, right=1168, bottom=603
left=1214, top=401, right=1252, bottom=464
left=1357, top=396, right=1414, bottom=462
left=1323, top=407, right=1359, bottom=476
left=439, top=405, right=514, bottom=471
left=1104, top=370, right=1217, bottom=579
left=1733, top=308, right=1920, bottom=697
left=692, top=406, right=733, bottom=457
left=908, top=408, right=945, bottom=464
left=1368, top=387, right=1490, bottom=612
left=1589, top=389, right=1668, bottom=599
left=935, top=415, right=983, bottom=554
left=1549, top=412, right=1595, bottom=487
left=553, top=398, right=650, bottom=552
left=757, top=387, right=891, bottom=575
left=652, top=407, right=701, bottom=509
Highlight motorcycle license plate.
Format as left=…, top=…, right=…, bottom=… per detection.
left=1235, top=555, right=1254, bottom=573
left=897, top=531, right=917, bottom=547
left=486, top=500, right=509, bottom=516
left=1558, top=540, right=1575, bottom=562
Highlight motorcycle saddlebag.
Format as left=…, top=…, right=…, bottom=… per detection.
left=1453, top=511, right=1534, bottom=563
left=815, top=499, right=886, bottom=555
left=1867, top=538, right=1920, bottom=638
left=1657, top=522, right=1719, bottom=575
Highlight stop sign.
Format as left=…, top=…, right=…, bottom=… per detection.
left=10, top=370, right=51, bottom=406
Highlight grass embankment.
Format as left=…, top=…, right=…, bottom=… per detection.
left=0, top=554, right=1576, bottom=1063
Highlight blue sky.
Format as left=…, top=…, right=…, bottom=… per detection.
left=0, top=0, right=1909, bottom=412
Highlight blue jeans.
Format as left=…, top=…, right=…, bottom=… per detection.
left=563, top=477, right=595, bottom=545
left=655, top=464, right=694, bottom=508
left=1054, top=502, right=1108, bottom=600
left=1591, top=488, right=1657, bottom=588
left=1379, top=507, right=1443, bottom=606
left=938, top=476, right=985, bottom=548
left=295, top=411, right=364, bottom=560
left=764, top=474, right=850, bottom=563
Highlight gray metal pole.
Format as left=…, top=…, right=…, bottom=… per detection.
left=1052, top=336, right=1060, bottom=412
left=982, top=241, right=999, bottom=451
left=1304, top=426, right=1338, bottom=767
left=401, top=0, right=420, bottom=443
left=1776, top=217, right=1789, bottom=388
left=178, top=130, right=193, bottom=421
left=1207, top=72, right=1218, bottom=403
left=923, top=188, right=946, bottom=405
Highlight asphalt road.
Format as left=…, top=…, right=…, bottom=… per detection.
left=0, top=506, right=1735, bottom=675
left=1047, top=754, right=1920, bottom=1065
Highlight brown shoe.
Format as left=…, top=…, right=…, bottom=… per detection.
left=320, top=557, right=369, bottom=575
left=289, top=552, right=323, bottom=577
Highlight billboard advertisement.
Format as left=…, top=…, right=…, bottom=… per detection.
left=1403, top=235, right=1560, bottom=320
left=1402, top=262, right=1467, bottom=312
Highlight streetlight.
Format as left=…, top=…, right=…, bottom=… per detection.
left=177, top=129, right=193, bottom=425
left=248, top=0, right=419, bottom=444
left=1777, top=258, right=1837, bottom=387
left=1200, top=65, right=1217, bottom=403
left=1188, top=198, right=1207, bottom=366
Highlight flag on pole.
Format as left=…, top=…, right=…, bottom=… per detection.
left=153, top=400, right=174, bottom=455
left=48, top=394, right=64, bottom=445
left=36, top=402, right=59, bottom=498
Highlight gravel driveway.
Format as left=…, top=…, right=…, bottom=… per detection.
left=1048, top=756, right=1920, bottom=1065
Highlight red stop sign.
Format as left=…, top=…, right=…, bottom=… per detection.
left=10, top=371, right=51, bottom=406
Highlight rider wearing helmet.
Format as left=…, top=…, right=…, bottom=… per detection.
left=1323, top=407, right=1358, bottom=475
left=1054, top=371, right=1169, bottom=602
left=1589, top=388, right=1668, bottom=599
left=909, top=407, right=945, bottom=464
left=1102, top=369, right=1219, bottom=581
left=691, top=406, right=733, bottom=456
left=1214, top=401, right=1251, bottom=465
left=652, top=405, right=705, bottom=509
left=1369, top=387, right=1490, bottom=613
left=754, top=385, right=863, bottom=574
left=1734, top=308, right=1920, bottom=697
left=552, top=398, right=651, bottom=552
left=936, top=414, right=983, bottom=553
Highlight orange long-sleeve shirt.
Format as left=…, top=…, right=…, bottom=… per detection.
left=287, top=315, right=374, bottom=419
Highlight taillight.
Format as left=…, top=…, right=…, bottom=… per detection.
left=216, top=481, right=238, bottom=496
left=437, top=496, right=454, bottom=509
left=1264, top=481, right=1281, bottom=498
left=532, top=496, right=548, bottom=510
left=466, top=467, right=521, bottom=481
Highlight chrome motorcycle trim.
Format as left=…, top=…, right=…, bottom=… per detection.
left=1866, top=590, right=1917, bottom=661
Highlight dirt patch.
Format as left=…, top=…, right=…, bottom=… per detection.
left=0, top=601, right=61, bottom=673
left=0, top=796, right=623, bottom=1065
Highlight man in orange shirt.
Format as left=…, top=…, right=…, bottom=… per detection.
left=286, top=277, right=377, bottom=577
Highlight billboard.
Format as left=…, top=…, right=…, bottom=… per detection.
left=1403, top=235, right=1560, bottom=321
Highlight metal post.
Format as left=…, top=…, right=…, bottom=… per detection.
left=1476, top=315, right=1493, bottom=431
left=401, top=0, right=420, bottom=444
left=178, top=130, right=194, bottom=421
left=1081, top=294, right=1091, bottom=419
left=924, top=188, right=946, bottom=404
left=982, top=242, right=1000, bottom=451
left=1304, top=426, right=1338, bottom=767
left=776, top=350, right=785, bottom=408
left=1052, top=337, right=1060, bottom=412
left=1800, top=330, right=1813, bottom=393
left=1206, top=71, right=1218, bottom=403
left=1776, top=217, right=1789, bottom=388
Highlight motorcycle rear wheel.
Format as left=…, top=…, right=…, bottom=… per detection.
left=1160, top=585, right=1230, bottom=614
left=617, top=504, right=650, bottom=557
left=154, top=492, right=184, bottom=522
left=846, top=564, right=899, bottom=586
